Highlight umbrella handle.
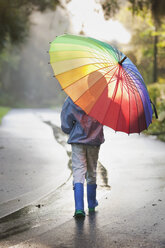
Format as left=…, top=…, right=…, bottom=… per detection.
left=118, top=56, right=127, bottom=65
left=150, top=100, right=158, bottom=119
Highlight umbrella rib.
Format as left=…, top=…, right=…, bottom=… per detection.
left=62, top=64, right=117, bottom=92
left=124, top=66, right=146, bottom=89
left=128, top=72, right=131, bottom=134
left=51, top=49, right=116, bottom=62
left=122, top=69, right=131, bottom=133
left=55, top=39, right=118, bottom=61
left=122, top=69, right=141, bottom=133
left=55, top=61, right=116, bottom=79
left=121, top=68, right=138, bottom=93
left=87, top=37, right=120, bottom=61
left=131, top=72, right=152, bottom=128
left=115, top=66, right=123, bottom=132
left=71, top=65, right=117, bottom=106
left=122, top=69, right=138, bottom=132
left=51, top=55, right=112, bottom=62
left=50, top=50, right=116, bottom=63
left=97, top=66, right=119, bottom=125
left=125, top=68, right=151, bottom=129
left=51, top=54, right=116, bottom=70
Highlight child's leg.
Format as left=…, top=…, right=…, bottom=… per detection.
left=86, top=145, right=100, bottom=184
left=86, top=145, right=100, bottom=211
left=72, top=144, right=87, bottom=217
left=72, top=144, right=87, bottom=184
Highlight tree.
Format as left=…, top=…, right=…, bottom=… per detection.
left=128, top=0, right=165, bottom=82
left=100, top=0, right=165, bottom=82
left=120, top=8, right=165, bottom=84
left=100, top=0, right=120, bottom=19
left=0, top=0, right=61, bottom=106
left=0, top=0, right=61, bottom=51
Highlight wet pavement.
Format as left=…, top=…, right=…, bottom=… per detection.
left=0, top=109, right=70, bottom=218
left=0, top=109, right=165, bottom=248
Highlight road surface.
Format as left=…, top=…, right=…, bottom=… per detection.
left=0, top=109, right=165, bottom=248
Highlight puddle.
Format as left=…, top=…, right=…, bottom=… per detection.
left=0, top=205, right=36, bottom=240
left=97, top=161, right=111, bottom=189
left=44, top=120, right=111, bottom=189
left=0, top=206, right=32, bottom=224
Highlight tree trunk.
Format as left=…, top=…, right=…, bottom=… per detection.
left=153, top=25, right=158, bottom=82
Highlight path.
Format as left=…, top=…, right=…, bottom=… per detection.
left=0, top=109, right=165, bottom=248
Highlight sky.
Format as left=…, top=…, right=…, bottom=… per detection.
left=30, top=0, right=131, bottom=46
left=66, top=0, right=131, bottom=44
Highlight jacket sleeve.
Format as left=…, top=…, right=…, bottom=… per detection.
left=61, top=98, right=75, bottom=134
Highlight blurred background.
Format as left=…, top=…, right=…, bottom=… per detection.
left=0, top=0, right=165, bottom=140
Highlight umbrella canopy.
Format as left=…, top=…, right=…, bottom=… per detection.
left=49, top=34, right=153, bottom=134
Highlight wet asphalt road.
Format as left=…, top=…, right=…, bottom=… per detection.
left=0, top=109, right=70, bottom=218
left=0, top=109, right=165, bottom=248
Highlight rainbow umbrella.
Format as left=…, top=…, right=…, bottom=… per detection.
left=49, top=34, right=154, bottom=134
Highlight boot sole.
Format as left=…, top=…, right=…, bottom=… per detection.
left=74, top=210, right=85, bottom=218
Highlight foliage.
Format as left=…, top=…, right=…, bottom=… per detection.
left=127, top=0, right=165, bottom=82
left=148, top=83, right=165, bottom=109
left=0, top=0, right=61, bottom=51
left=101, top=0, right=165, bottom=23
left=127, top=0, right=165, bottom=25
left=0, top=1, right=28, bottom=50
left=144, top=83, right=165, bottom=142
left=100, top=0, right=120, bottom=19
left=148, top=83, right=161, bottom=106
left=0, top=106, right=11, bottom=124
left=101, top=0, right=165, bottom=83
left=130, top=16, right=165, bottom=84
left=0, top=0, right=62, bottom=107
left=116, top=5, right=165, bottom=85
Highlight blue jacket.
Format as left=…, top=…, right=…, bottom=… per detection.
left=61, top=97, right=104, bottom=145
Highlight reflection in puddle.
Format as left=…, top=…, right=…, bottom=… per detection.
left=97, top=161, right=111, bottom=189
left=45, top=121, right=111, bottom=189
left=0, top=206, right=34, bottom=239
left=0, top=223, right=31, bottom=240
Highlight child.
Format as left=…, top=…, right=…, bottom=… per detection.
left=61, top=97, right=104, bottom=217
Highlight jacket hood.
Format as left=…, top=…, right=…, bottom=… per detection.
left=67, top=97, right=84, bottom=112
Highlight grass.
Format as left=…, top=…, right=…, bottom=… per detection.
left=0, top=106, right=11, bottom=124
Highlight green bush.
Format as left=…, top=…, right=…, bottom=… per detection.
left=148, top=84, right=161, bottom=106
left=144, top=83, right=165, bottom=141
left=0, top=106, right=11, bottom=124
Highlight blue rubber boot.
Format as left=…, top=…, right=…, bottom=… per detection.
left=74, top=183, right=85, bottom=218
left=87, top=184, right=98, bottom=212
